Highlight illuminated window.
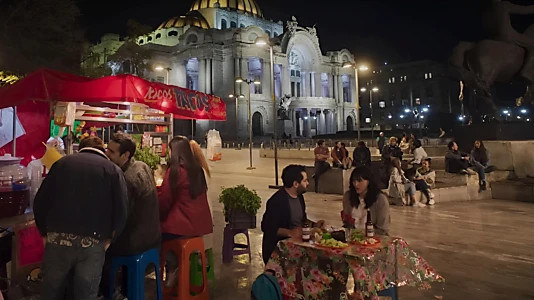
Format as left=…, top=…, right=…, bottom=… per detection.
left=379, top=101, right=386, bottom=108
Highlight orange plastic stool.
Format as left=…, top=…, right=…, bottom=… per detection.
left=160, top=237, right=209, bottom=300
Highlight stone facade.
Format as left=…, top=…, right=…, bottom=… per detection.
left=86, top=0, right=360, bottom=141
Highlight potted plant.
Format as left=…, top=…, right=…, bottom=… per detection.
left=218, top=185, right=261, bottom=229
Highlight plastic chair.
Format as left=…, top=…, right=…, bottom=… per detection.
left=109, top=248, right=162, bottom=300
left=190, top=248, right=215, bottom=295
left=160, top=237, right=209, bottom=300
left=222, top=225, right=251, bottom=263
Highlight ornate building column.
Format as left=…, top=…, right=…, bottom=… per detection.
left=206, top=59, right=212, bottom=94
left=282, top=66, right=290, bottom=97
left=234, top=57, right=241, bottom=95
left=315, top=72, right=322, bottom=97
left=318, top=110, right=326, bottom=135
left=328, top=74, right=334, bottom=98
left=262, top=60, right=270, bottom=96
left=241, top=57, right=249, bottom=94
left=350, top=74, right=357, bottom=104
left=198, top=59, right=206, bottom=93
left=304, top=109, right=311, bottom=138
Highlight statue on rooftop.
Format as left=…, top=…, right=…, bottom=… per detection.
left=449, top=0, right=534, bottom=123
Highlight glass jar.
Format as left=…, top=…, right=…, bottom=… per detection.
left=0, top=154, right=30, bottom=218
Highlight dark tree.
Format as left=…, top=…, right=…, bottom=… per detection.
left=107, top=19, right=154, bottom=76
left=0, top=0, right=85, bottom=74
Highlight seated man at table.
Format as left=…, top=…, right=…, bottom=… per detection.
left=261, top=164, right=325, bottom=264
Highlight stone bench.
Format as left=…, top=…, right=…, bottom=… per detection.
left=491, top=179, right=534, bottom=203
left=304, top=166, right=351, bottom=195
left=434, top=170, right=515, bottom=187
left=383, top=183, right=493, bottom=204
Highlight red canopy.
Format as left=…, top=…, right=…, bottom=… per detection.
left=0, top=68, right=226, bottom=120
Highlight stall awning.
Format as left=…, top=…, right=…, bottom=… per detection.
left=0, top=68, right=226, bottom=121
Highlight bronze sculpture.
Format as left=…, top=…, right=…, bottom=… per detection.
left=449, top=0, right=534, bottom=122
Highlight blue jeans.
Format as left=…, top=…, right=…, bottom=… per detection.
left=40, top=242, right=106, bottom=300
left=471, top=161, right=486, bottom=182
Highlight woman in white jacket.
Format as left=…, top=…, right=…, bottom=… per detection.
left=388, top=158, right=425, bottom=207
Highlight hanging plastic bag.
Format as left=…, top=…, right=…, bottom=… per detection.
left=206, top=129, right=222, bottom=161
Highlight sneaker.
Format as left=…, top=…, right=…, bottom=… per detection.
left=428, top=199, right=435, bottom=205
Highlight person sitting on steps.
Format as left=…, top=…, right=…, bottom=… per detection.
left=470, top=140, right=496, bottom=190
left=312, top=140, right=330, bottom=193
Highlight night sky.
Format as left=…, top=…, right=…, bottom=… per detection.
left=79, top=0, right=534, bottom=65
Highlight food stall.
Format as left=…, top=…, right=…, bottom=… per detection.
left=0, top=68, right=227, bottom=295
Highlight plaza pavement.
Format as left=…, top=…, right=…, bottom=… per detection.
left=152, top=149, right=534, bottom=300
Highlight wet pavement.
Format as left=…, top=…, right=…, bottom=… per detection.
left=152, top=149, right=534, bottom=299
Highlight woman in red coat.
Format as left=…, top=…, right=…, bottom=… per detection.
left=158, top=136, right=213, bottom=286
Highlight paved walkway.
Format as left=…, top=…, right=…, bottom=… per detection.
left=154, top=149, right=534, bottom=299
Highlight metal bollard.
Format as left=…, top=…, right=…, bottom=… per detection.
left=261, top=142, right=264, bottom=149
left=349, top=141, right=352, bottom=147
left=232, top=142, right=235, bottom=148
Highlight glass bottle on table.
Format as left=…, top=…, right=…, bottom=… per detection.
left=365, top=209, right=374, bottom=237
left=302, top=222, right=311, bottom=242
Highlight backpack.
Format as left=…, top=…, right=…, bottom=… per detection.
left=251, top=271, right=283, bottom=300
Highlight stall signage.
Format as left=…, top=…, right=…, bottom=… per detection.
left=144, top=85, right=212, bottom=113
left=144, top=86, right=176, bottom=103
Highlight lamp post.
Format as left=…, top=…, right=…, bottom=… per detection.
left=342, top=62, right=368, bottom=141
left=361, top=87, right=379, bottom=144
left=236, top=76, right=260, bottom=170
left=229, top=93, right=245, bottom=145
left=255, top=36, right=281, bottom=188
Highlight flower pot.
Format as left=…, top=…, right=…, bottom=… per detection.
left=227, top=209, right=257, bottom=229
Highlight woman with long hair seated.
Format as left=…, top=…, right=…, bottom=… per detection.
left=341, top=166, right=390, bottom=235
left=158, top=136, right=213, bottom=286
left=388, top=157, right=425, bottom=207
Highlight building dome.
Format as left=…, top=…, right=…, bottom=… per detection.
left=190, top=0, right=263, bottom=18
left=157, top=10, right=210, bottom=30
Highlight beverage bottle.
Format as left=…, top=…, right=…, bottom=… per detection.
left=302, top=223, right=311, bottom=242
left=365, top=209, right=374, bottom=237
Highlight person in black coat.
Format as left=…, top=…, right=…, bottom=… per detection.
left=353, top=141, right=371, bottom=167
left=261, top=165, right=324, bottom=264
left=34, top=136, right=128, bottom=300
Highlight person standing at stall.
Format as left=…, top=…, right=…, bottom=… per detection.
left=101, top=132, right=161, bottom=299
left=33, top=136, right=128, bottom=300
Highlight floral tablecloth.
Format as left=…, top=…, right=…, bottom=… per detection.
left=265, top=236, right=444, bottom=300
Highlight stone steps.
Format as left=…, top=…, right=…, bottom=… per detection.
left=434, top=170, right=515, bottom=187
left=491, top=179, right=534, bottom=203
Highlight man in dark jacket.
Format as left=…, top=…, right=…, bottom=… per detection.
left=34, top=136, right=128, bottom=300
left=261, top=165, right=324, bottom=264
left=101, top=132, right=161, bottom=298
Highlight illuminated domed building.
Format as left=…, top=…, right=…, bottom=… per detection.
left=87, top=0, right=360, bottom=140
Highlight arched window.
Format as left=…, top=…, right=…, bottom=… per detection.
left=221, top=19, right=227, bottom=29
left=240, top=23, right=245, bottom=28
left=156, top=33, right=161, bottom=39
left=230, top=21, right=237, bottom=28
left=147, top=36, right=152, bottom=41
left=168, top=31, right=178, bottom=37
left=186, top=34, right=198, bottom=45
left=138, top=39, right=144, bottom=44
left=265, top=30, right=271, bottom=37
left=273, top=32, right=278, bottom=37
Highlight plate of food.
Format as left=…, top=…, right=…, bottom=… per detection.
left=350, top=231, right=381, bottom=247
left=315, top=238, right=349, bottom=249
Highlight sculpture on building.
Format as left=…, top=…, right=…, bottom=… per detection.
left=449, top=0, right=534, bottom=122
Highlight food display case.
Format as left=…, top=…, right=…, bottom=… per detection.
left=69, top=101, right=173, bottom=158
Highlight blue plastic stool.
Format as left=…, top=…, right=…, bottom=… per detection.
left=377, top=285, right=398, bottom=300
left=109, top=248, right=163, bottom=300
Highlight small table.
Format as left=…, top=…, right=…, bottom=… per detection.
left=266, top=235, right=444, bottom=300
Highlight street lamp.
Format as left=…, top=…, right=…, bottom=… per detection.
left=360, top=87, right=379, bottom=144
left=229, top=93, right=245, bottom=145
left=255, top=36, right=281, bottom=188
left=343, top=62, right=368, bottom=140
left=236, top=76, right=260, bottom=170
